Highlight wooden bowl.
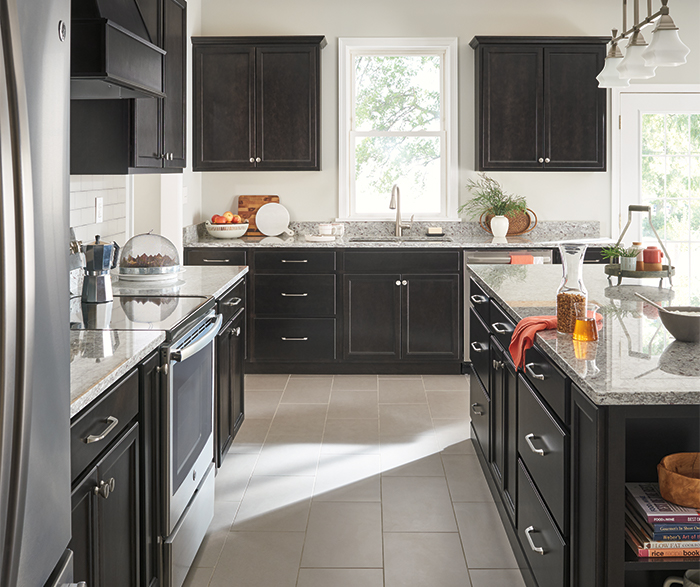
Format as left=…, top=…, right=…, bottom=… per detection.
left=657, top=453, right=700, bottom=509
left=479, top=208, right=538, bottom=236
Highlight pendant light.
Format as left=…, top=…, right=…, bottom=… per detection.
left=617, top=30, right=657, bottom=79
left=642, top=0, right=690, bottom=67
left=597, top=30, right=630, bottom=88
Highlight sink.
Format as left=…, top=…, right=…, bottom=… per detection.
left=349, top=236, right=453, bottom=243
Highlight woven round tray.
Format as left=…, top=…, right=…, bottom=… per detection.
left=658, top=453, right=700, bottom=509
left=479, top=208, right=537, bottom=236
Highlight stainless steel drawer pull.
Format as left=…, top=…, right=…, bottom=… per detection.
left=471, top=403, right=484, bottom=416
left=224, top=297, right=242, bottom=307
left=470, top=294, right=488, bottom=304
left=491, top=323, right=509, bottom=335
left=203, top=258, right=229, bottom=263
left=83, top=416, right=119, bottom=444
left=525, top=363, right=546, bottom=380
left=281, top=259, right=308, bottom=263
left=281, top=337, right=308, bottom=341
left=525, top=433, right=546, bottom=456
left=281, top=293, right=308, bottom=297
left=525, top=526, right=545, bottom=555
left=470, top=341, right=485, bottom=353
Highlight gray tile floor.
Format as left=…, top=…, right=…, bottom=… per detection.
left=183, top=374, right=526, bottom=587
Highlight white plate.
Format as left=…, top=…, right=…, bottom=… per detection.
left=114, top=268, right=185, bottom=283
left=255, top=203, right=292, bottom=236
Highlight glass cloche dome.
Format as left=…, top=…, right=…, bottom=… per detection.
left=118, top=231, right=181, bottom=280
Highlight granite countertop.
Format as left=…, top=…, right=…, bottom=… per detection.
left=70, top=330, right=165, bottom=418
left=184, top=220, right=611, bottom=249
left=70, top=266, right=249, bottom=417
left=467, top=264, right=700, bottom=406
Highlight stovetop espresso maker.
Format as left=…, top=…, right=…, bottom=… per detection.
left=81, top=235, right=120, bottom=303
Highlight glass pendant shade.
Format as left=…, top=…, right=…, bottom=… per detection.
left=617, top=39, right=657, bottom=80
left=643, top=28, right=690, bottom=66
left=597, top=56, right=630, bottom=87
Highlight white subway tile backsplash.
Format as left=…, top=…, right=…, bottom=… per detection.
left=70, top=175, right=128, bottom=244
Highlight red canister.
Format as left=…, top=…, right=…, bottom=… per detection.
left=643, top=246, right=664, bottom=271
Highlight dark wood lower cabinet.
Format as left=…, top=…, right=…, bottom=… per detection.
left=216, top=310, right=245, bottom=466
left=70, top=423, right=140, bottom=587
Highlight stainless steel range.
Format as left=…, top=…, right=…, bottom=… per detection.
left=71, top=294, right=221, bottom=587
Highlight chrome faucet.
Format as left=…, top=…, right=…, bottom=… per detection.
left=389, top=184, right=412, bottom=237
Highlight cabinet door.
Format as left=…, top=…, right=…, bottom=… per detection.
left=503, top=355, right=518, bottom=522
left=344, top=274, right=401, bottom=360
left=255, top=44, right=320, bottom=170
left=402, top=274, right=460, bottom=360
left=230, top=312, right=245, bottom=437
left=96, top=424, right=140, bottom=587
left=491, top=342, right=506, bottom=485
left=70, top=466, right=99, bottom=587
left=163, top=0, right=186, bottom=168
left=193, top=45, right=255, bottom=170
left=544, top=46, right=605, bottom=170
left=216, top=319, right=233, bottom=466
left=478, top=45, right=543, bottom=170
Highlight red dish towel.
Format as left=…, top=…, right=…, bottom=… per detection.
left=509, top=253, right=534, bottom=265
left=508, top=316, right=558, bottom=369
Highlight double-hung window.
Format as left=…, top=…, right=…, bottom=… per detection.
left=338, top=38, right=458, bottom=220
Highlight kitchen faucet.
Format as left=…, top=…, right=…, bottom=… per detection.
left=389, top=184, right=413, bottom=237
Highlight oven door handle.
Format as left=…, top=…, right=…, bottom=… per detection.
left=170, top=314, right=223, bottom=363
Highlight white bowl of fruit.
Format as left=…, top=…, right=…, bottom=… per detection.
left=205, top=212, right=249, bottom=239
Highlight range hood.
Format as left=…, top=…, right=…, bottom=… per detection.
left=71, top=0, right=165, bottom=99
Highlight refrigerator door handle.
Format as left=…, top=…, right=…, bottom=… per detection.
left=0, top=0, right=38, bottom=584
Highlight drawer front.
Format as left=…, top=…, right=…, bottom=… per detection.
left=254, top=250, right=336, bottom=273
left=255, top=275, right=336, bottom=316
left=518, top=374, right=567, bottom=534
left=343, top=250, right=461, bottom=274
left=489, top=300, right=515, bottom=349
left=469, top=278, right=490, bottom=324
left=218, top=278, right=245, bottom=324
left=71, top=369, right=139, bottom=482
left=523, top=345, right=568, bottom=425
left=253, top=318, right=336, bottom=361
left=518, top=460, right=567, bottom=587
left=469, top=372, right=490, bottom=460
left=469, top=308, right=490, bottom=393
left=186, top=248, right=246, bottom=266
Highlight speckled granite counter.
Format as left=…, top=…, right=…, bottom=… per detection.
left=71, top=266, right=249, bottom=417
left=70, top=330, right=165, bottom=418
left=468, top=264, right=700, bottom=406
left=184, top=220, right=610, bottom=249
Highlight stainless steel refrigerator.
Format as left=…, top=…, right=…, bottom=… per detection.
left=1, top=0, right=76, bottom=585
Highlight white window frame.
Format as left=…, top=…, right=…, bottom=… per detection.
left=338, top=37, right=458, bottom=221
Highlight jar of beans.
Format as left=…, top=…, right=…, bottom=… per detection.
left=557, top=244, right=588, bottom=334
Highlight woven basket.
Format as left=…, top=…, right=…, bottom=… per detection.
left=657, top=453, right=700, bottom=509
left=479, top=208, right=537, bottom=236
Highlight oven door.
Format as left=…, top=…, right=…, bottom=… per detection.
left=165, top=311, right=222, bottom=535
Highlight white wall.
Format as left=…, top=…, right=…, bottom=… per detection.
left=195, top=0, right=700, bottom=237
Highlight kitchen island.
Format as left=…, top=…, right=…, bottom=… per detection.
left=466, top=263, right=700, bottom=587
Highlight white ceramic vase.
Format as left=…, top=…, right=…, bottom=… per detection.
left=490, top=215, right=509, bottom=238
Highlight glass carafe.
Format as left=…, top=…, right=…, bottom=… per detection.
left=557, top=244, right=588, bottom=334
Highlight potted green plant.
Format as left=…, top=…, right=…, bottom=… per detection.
left=458, top=173, right=528, bottom=237
left=602, top=245, right=639, bottom=271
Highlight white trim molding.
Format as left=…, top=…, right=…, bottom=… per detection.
left=338, top=37, right=459, bottom=221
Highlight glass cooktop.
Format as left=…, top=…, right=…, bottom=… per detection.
left=70, top=295, right=211, bottom=333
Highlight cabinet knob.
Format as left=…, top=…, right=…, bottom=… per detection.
left=94, top=477, right=115, bottom=499
left=396, top=280, right=401, bottom=286
left=169, top=153, right=175, bottom=161
left=401, top=280, right=407, bottom=286
left=492, top=359, right=504, bottom=371
left=231, top=327, right=241, bottom=337
left=538, top=158, right=544, bottom=163
left=545, top=157, right=550, bottom=163
left=249, top=158, right=255, bottom=163
left=255, top=157, right=261, bottom=163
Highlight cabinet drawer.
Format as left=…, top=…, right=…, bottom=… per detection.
left=470, top=372, right=490, bottom=460
left=518, top=374, right=567, bottom=534
left=255, top=274, right=336, bottom=316
left=518, top=460, right=566, bottom=587
left=469, top=308, right=490, bottom=393
left=186, top=248, right=246, bottom=266
left=252, top=318, right=336, bottom=361
left=489, top=300, right=515, bottom=348
left=469, top=278, right=490, bottom=324
left=255, top=250, right=336, bottom=273
left=218, top=278, right=246, bottom=324
left=523, top=345, right=568, bottom=425
left=343, top=250, right=461, bottom=274
left=71, top=369, right=139, bottom=482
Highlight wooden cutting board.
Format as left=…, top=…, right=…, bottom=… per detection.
left=238, top=195, right=279, bottom=236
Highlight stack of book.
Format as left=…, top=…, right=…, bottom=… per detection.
left=626, top=483, right=700, bottom=558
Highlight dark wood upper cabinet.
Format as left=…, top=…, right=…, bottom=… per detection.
left=192, top=36, right=326, bottom=171
left=471, top=36, right=608, bottom=172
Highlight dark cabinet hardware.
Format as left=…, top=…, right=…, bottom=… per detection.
left=471, top=341, right=486, bottom=353
left=525, top=526, right=546, bottom=555
left=525, top=362, right=546, bottom=380
left=525, top=433, right=546, bottom=456
left=491, top=323, right=509, bottom=334
left=94, top=477, right=116, bottom=499
left=281, top=259, right=308, bottom=263
left=471, top=403, right=484, bottom=416
left=281, top=337, right=308, bottom=341
left=223, top=297, right=242, bottom=306
left=203, top=258, right=230, bottom=263
left=83, top=416, right=119, bottom=444
left=471, top=294, right=488, bottom=304
left=492, top=359, right=505, bottom=370
left=281, top=293, right=308, bottom=297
